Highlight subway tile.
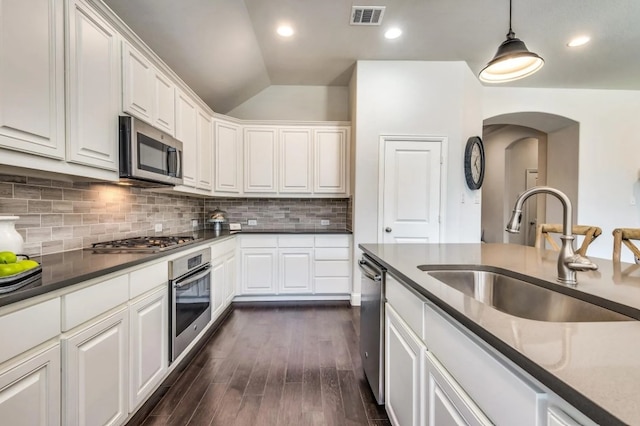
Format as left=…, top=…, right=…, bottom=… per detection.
left=21, top=242, right=41, bottom=257
left=63, top=238, right=83, bottom=251
left=28, top=200, right=52, bottom=213
left=15, top=215, right=41, bottom=229
left=52, top=226, right=74, bottom=240
left=42, top=240, right=64, bottom=255
left=14, top=185, right=42, bottom=200
left=42, top=214, right=64, bottom=227
left=0, top=174, right=26, bottom=184
left=26, top=177, right=52, bottom=187
left=26, top=227, right=52, bottom=243
left=0, top=183, right=13, bottom=198
left=90, top=224, right=106, bottom=235
left=82, top=214, right=99, bottom=225
left=63, top=188, right=83, bottom=201
left=41, top=187, right=63, bottom=200
left=73, top=225, right=91, bottom=238
left=73, top=201, right=91, bottom=213
left=52, top=200, right=74, bottom=214
left=63, top=214, right=83, bottom=226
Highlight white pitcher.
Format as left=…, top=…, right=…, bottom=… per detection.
left=0, top=216, right=24, bottom=253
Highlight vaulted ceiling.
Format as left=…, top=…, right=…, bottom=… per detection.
left=103, top=0, right=640, bottom=113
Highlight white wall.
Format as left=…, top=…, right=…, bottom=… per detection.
left=546, top=124, right=579, bottom=226
left=484, top=88, right=640, bottom=261
left=505, top=137, right=538, bottom=245
left=225, top=85, right=350, bottom=121
left=352, top=61, right=483, bottom=300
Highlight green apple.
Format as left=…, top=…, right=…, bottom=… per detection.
left=0, top=251, right=17, bottom=264
left=17, top=259, right=39, bottom=271
left=0, top=263, right=23, bottom=277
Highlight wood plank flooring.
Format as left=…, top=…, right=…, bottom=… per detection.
left=129, top=304, right=390, bottom=426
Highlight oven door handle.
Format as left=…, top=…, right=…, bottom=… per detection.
left=358, top=259, right=382, bottom=282
left=173, top=265, right=212, bottom=289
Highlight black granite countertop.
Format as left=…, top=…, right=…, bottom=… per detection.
left=0, top=228, right=351, bottom=309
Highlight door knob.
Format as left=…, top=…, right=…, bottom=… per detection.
left=385, top=227, right=392, bottom=233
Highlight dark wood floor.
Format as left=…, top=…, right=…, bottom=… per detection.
left=131, top=304, right=390, bottom=426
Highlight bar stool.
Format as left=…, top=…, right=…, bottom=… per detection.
left=612, top=228, right=640, bottom=263
left=534, top=224, right=602, bottom=256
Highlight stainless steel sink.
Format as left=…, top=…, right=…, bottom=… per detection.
left=425, top=270, right=633, bottom=322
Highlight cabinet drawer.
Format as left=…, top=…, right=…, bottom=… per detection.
left=62, top=274, right=129, bottom=331
left=424, top=302, right=546, bottom=426
left=130, top=261, right=168, bottom=299
left=278, top=236, right=314, bottom=248
left=0, top=298, right=61, bottom=364
left=315, top=247, right=350, bottom=260
left=386, top=275, right=424, bottom=338
left=314, top=277, right=350, bottom=294
left=240, top=236, right=278, bottom=248
left=314, top=260, right=350, bottom=277
left=314, top=235, right=350, bottom=247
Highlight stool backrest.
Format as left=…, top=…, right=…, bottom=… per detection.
left=535, top=224, right=602, bottom=256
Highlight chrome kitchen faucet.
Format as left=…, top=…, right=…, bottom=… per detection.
left=506, top=186, right=598, bottom=286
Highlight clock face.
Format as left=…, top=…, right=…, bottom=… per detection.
left=464, top=137, right=485, bottom=190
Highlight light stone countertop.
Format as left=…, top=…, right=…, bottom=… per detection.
left=359, top=243, right=640, bottom=426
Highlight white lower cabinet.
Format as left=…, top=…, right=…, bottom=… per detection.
left=211, top=255, right=226, bottom=317
left=224, top=251, right=236, bottom=305
left=278, top=248, right=313, bottom=293
left=241, top=249, right=278, bottom=294
left=63, top=307, right=129, bottom=426
left=385, top=304, right=425, bottom=426
left=0, top=344, right=61, bottom=426
left=129, top=287, right=167, bottom=411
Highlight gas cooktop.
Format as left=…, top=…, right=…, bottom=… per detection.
left=87, top=236, right=199, bottom=253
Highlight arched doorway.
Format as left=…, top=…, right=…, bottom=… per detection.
left=481, top=112, right=579, bottom=246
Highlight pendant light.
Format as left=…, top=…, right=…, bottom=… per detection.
left=479, top=0, right=544, bottom=83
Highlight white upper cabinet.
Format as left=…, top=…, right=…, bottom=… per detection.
left=196, top=108, right=213, bottom=190
left=66, top=0, right=120, bottom=171
left=314, top=127, right=349, bottom=195
left=213, top=119, right=242, bottom=194
left=279, top=128, right=313, bottom=194
left=175, top=88, right=198, bottom=188
left=0, top=0, right=65, bottom=159
left=122, top=41, right=175, bottom=135
left=244, top=126, right=278, bottom=193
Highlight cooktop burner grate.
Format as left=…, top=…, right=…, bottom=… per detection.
left=88, top=236, right=198, bottom=253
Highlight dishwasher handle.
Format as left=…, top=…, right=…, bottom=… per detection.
left=358, top=259, right=382, bottom=282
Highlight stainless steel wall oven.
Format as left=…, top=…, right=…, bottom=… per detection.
left=169, top=248, right=211, bottom=362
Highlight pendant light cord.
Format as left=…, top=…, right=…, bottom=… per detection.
left=507, top=0, right=515, bottom=39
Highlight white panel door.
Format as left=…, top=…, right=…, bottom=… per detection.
left=153, top=71, right=175, bottom=136
left=224, top=252, right=236, bottom=304
left=386, top=304, right=425, bottom=426
left=66, top=0, right=120, bottom=170
left=314, top=128, right=348, bottom=194
left=214, top=120, right=242, bottom=193
left=129, top=287, right=167, bottom=411
left=280, top=128, right=312, bottom=193
left=241, top=249, right=277, bottom=294
left=244, top=127, right=277, bottom=193
left=175, top=89, right=198, bottom=187
left=0, top=0, right=65, bottom=158
left=211, top=257, right=225, bottom=318
left=278, top=249, right=313, bottom=294
left=122, top=41, right=153, bottom=123
left=196, top=108, right=213, bottom=190
left=63, top=308, right=128, bottom=426
left=0, top=344, right=60, bottom=426
left=381, top=140, right=442, bottom=243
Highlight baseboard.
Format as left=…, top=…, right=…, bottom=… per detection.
left=232, top=294, right=350, bottom=303
left=233, top=299, right=351, bottom=308
left=350, top=292, right=361, bottom=306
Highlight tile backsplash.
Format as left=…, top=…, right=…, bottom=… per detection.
left=0, top=173, right=351, bottom=256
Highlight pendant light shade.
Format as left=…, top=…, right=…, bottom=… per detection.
left=479, top=1, right=544, bottom=83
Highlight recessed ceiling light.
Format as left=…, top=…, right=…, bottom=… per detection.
left=277, top=25, right=294, bottom=37
left=567, top=36, right=591, bottom=47
left=384, top=28, right=402, bottom=39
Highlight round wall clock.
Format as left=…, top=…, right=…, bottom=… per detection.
left=464, top=136, right=485, bottom=190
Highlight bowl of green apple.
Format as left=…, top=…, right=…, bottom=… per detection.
left=0, top=251, right=42, bottom=289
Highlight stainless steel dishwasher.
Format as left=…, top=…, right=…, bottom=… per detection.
left=359, top=254, right=386, bottom=405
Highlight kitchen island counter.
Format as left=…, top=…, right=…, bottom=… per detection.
left=360, top=242, right=640, bottom=426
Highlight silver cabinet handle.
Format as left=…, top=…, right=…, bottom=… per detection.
left=385, top=227, right=392, bottom=233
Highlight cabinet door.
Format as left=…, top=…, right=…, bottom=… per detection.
left=548, top=407, right=583, bottom=426
left=0, top=344, right=60, bottom=426
left=424, top=351, right=491, bottom=426
left=175, top=89, right=198, bottom=187
left=153, top=71, right=175, bottom=135
left=66, top=0, right=119, bottom=170
left=244, top=127, right=277, bottom=193
left=211, top=256, right=225, bottom=318
left=196, top=108, right=213, bottom=190
left=314, top=128, right=349, bottom=194
left=214, top=120, right=242, bottom=193
left=63, top=308, right=128, bottom=426
left=0, top=0, right=65, bottom=159
left=122, top=41, right=153, bottom=123
left=278, top=249, right=313, bottom=294
left=279, top=128, right=312, bottom=193
left=129, top=287, right=167, bottom=411
left=386, top=304, right=425, bottom=426
left=224, top=252, right=236, bottom=305
left=241, top=249, right=277, bottom=294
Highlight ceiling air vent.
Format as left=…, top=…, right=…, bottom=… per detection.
left=350, top=6, right=385, bottom=25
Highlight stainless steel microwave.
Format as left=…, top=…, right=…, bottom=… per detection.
left=119, top=116, right=183, bottom=187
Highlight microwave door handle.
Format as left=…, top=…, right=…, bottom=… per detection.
left=176, top=149, right=182, bottom=179
left=167, top=147, right=178, bottom=177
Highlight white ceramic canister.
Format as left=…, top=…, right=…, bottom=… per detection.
left=0, top=216, right=24, bottom=253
